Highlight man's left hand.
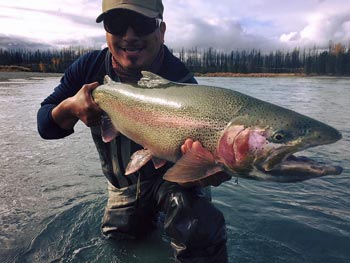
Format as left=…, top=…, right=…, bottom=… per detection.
left=179, top=139, right=232, bottom=187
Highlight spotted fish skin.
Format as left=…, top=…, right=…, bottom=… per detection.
left=92, top=71, right=342, bottom=183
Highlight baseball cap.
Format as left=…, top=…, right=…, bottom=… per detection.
left=96, top=0, right=164, bottom=22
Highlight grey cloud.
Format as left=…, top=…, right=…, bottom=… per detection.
left=289, top=33, right=302, bottom=42
left=0, top=34, right=53, bottom=50
left=0, top=33, right=106, bottom=51
left=0, top=4, right=104, bottom=49
left=167, top=16, right=283, bottom=52
left=322, top=14, right=350, bottom=43
left=53, top=35, right=106, bottom=49
left=2, top=1, right=349, bottom=52
left=0, top=5, right=100, bottom=28
left=280, top=12, right=350, bottom=49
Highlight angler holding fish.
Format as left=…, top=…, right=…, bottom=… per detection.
left=38, top=1, right=229, bottom=262
left=37, top=0, right=342, bottom=262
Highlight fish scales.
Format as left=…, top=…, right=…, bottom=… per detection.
left=92, top=72, right=342, bottom=183
left=94, top=81, right=235, bottom=159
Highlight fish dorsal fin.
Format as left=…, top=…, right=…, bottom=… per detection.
left=138, top=71, right=171, bottom=88
left=103, top=75, right=114, bottom=85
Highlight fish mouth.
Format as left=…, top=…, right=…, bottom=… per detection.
left=255, top=146, right=343, bottom=182
left=220, top=124, right=342, bottom=182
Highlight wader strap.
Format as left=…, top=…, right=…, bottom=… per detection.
left=93, top=48, right=109, bottom=84
left=97, top=49, right=142, bottom=188
left=119, top=135, right=139, bottom=185
left=105, top=50, right=120, bottom=82
left=109, top=137, right=130, bottom=188
left=136, top=171, right=141, bottom=205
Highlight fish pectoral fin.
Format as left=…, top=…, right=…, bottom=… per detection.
left=152, top=157, right=167, bottom=169
left=138, top=71, right=171, bottom=88
left=101, top=113, right=119, bottom=143
left=163, top=143, right=223, bottom=183
left=125, top=149, right=153, bottom=175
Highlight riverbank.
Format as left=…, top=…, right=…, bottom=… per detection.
left=0, top=71, right=62, bottom=81
left=0, top=71, right=307, bottom=81
left=1, top=70, right=346, bottom=81
left=195, top=72, right=308, bottom=77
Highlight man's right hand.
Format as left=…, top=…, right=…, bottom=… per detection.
left=52, top=82, right=103, bottom=130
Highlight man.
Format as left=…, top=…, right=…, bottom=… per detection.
left=37, top=0, right=229, bottom=262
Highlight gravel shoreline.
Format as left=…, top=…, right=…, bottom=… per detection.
left=0, top=71, right=62, bottom=81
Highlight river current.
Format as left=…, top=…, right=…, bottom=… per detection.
left=0, top=76, right=349, bottom=262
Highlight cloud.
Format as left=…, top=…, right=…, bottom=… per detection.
left=165, top=16, right=279, bottom=51
left=280, top=32, right=301, bottom=43
left=279, top=12, right=350, bottom=49
left=0, top=34, right=53, bottom=50
left=11, top=6, right=96, bottom=27
left=0, top=0, right=349, bottom=51
left=162, top=0, right=350, bottom=51
left=0, top=1, right=104, bottom=48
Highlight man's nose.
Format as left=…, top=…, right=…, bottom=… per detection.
left=123, top=26, right=139, bottom=39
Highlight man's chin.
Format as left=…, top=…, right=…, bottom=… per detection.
left=124, top=63, right=143, bottom=71
left=118, top=58, right=142, bottom=70
left=116, top=52, right=152, bottom=71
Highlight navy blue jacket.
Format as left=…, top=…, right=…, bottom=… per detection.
left=37, top=45, right=197, bottom=188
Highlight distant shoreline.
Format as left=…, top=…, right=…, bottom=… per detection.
left=1, top=70, right=347, bottom=82
left=1, top=70, right=305, bottom=81
left=0, top=71, right=62, bottom=81
left=195, top=72, right=308, bottom=78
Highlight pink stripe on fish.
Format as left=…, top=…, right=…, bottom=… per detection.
left=117, top=102, right=214, bottom=129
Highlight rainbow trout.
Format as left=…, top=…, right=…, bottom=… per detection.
left=92, top=72, right=342, bottom=183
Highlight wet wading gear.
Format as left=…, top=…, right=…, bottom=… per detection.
left=37, top=45, right=228, bottom=262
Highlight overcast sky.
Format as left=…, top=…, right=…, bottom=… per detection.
left=0, top=0, right=349, bottom=51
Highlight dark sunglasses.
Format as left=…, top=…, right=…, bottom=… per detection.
left=103, top=11, right=162, bottom=36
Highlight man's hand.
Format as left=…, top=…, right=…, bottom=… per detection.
left=179, top=139, right=232, bottom=187
left=52, top=82, right=103, bottom=130
left=70, top=82, right=103, bottom=126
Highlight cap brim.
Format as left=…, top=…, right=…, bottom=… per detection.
left=96, top=13, right=105, bottom=23
left=96, top=5, right=159, bottom=23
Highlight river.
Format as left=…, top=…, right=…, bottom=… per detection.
left=0, top=75, right=349, bottom=262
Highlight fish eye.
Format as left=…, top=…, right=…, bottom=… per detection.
left=271, top=130, right=287, bottom=143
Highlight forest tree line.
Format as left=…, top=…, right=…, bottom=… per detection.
left=0, top=42, right=350, bottom=75
left=0, top=47, right=92, bottom=73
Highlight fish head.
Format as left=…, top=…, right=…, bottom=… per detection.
left=216, top=110, right=343, bottom=182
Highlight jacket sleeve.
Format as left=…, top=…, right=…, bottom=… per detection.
left=37, top=103, right=73, bottom=139
left=37, top=50, right=105, bottom=139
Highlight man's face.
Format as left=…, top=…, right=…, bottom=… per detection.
left=105, top=12, right=166, bottom=70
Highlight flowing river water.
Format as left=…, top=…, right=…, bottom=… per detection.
left=0, top=75, right=349, bottom=262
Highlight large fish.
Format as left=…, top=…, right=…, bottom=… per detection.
left=92, top=72, right=343, bottom=183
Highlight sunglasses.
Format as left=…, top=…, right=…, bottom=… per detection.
left=103, top=11, right=162, bottom=36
